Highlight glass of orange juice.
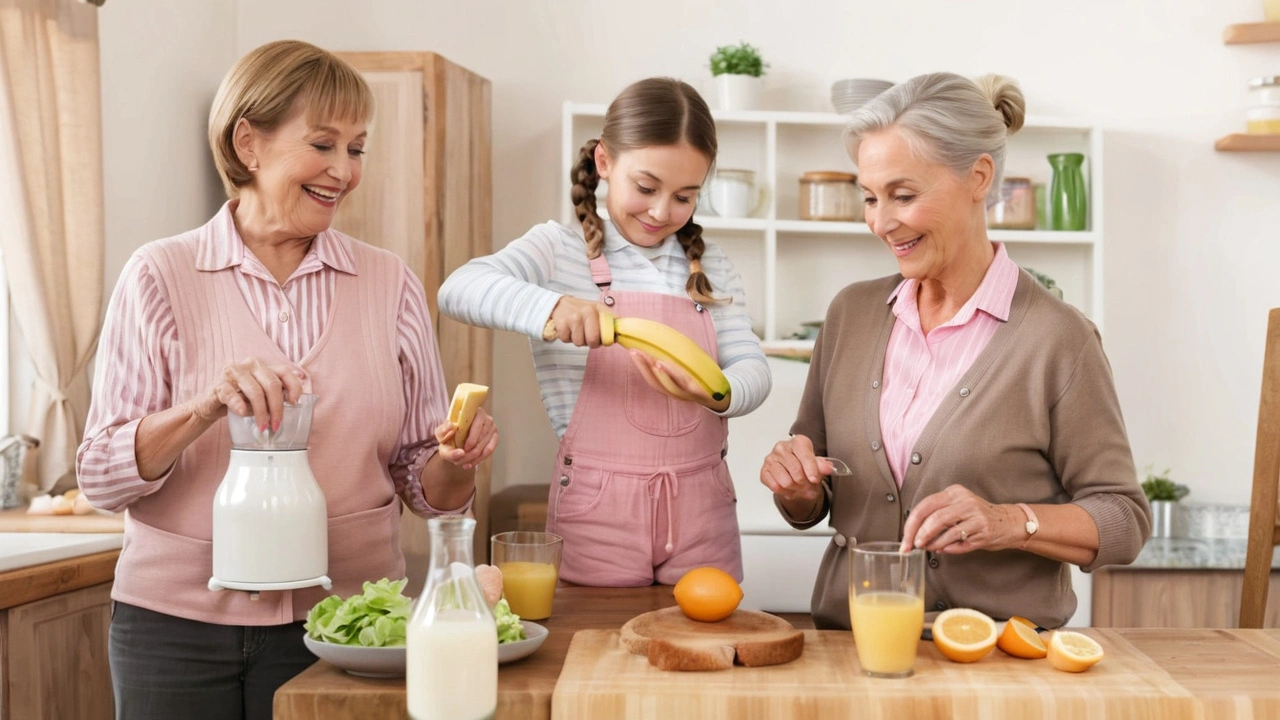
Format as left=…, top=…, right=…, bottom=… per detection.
left=490, top=531, right=563, bottom=620
left=848, top=541, right=925, bottom=678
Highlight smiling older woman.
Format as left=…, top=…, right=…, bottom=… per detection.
left=75, top=40, right=498, bottom=720
left=759, top=72, right=1150, bottom=632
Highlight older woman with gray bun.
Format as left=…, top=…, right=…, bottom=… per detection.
left=759, top=72, right=1150, bottom=631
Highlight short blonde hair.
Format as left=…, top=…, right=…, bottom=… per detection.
left=208, top=40, right=373, bottom=198
left=844, top=73, right=1025, bottom=207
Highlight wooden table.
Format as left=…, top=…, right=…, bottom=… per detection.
left=274, top=586, right=1280, bottom=720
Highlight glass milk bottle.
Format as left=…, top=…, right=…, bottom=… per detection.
left=407, top=517, right=497, bottom=720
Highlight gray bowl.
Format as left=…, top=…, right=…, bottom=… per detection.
left=303, top=635, right=405, bottom=678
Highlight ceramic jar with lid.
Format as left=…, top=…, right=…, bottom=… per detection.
left=799, top=171, right=862, bottom=221
left=1248, top=76, right=1280, bottom=135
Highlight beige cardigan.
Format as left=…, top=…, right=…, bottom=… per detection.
left=779, top=271, right=1151, bottom=630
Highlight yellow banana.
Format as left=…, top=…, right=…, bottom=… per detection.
left=540, top=310, right=727, bottom=402
left=613, top=317, right=730, bottom=402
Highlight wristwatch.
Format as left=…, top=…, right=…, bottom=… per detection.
left=1016, top=503, right=1039, bottom=547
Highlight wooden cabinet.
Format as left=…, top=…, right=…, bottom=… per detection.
left=2, top=581, right=113, bottom=720
left=1092, top=568, right=1280, bottom=628
left=332, top=52, right=493, bottom=576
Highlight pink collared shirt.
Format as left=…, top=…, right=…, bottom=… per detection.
left=880, top=243, right=1020, bottom=487
left=78, top=203, right=464, bottom=515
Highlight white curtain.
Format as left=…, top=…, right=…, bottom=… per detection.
left=0, top=0, right=104, bottom=494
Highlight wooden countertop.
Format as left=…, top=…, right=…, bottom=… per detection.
left=273, top=586, right=1280, bottom=720
left=0, top=506, right=124, bottom=532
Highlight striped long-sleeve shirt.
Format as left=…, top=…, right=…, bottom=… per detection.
left=76, top=203, right=461, bottom=516
left=438, top=219, right=770, bottom=438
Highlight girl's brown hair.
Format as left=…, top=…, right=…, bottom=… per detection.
left=571, top=77, right=720, bottom=304
left=208, top=40, right=374, bottom=198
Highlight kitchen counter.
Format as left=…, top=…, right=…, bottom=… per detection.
left=1127, top=537, right=1280, bottom=570
left=274, top=585, right=1280, bottom=720
left=0, top=505, right=125, bottom=532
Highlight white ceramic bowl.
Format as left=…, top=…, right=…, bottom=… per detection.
left=303, top=635, right=405, bottom=678
left=498, top=621, right=549, bottom=664
left=302, top=621, right=549, bottom=677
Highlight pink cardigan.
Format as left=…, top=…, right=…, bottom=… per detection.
left=107, top=222, right=410, bottom=625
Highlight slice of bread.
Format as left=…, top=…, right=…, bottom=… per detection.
left=448, top=383, right=489, bottom=447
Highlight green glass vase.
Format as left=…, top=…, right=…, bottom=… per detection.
left=1047, top=153, right=1087, bottom=231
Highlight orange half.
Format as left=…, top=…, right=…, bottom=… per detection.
left=997, top=618, right=1047, bottom=659
left=1047, top=630, right=1104, bottom=672
left=931, top=608, right=997, bottom=663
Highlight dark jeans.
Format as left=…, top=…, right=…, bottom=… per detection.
left=109, top=601, right=315, bottom=720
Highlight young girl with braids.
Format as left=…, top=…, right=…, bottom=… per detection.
left=439, top=77, right=769, bottom=587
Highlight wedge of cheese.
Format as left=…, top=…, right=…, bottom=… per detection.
left=448, top=383, right=489, bottom=448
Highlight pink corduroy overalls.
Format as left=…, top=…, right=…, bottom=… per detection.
left=545, top=254, right=743, bottom=587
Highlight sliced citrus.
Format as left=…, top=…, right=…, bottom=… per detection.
left=673, top=567, right=743, bottom=622
left=931, top=608, right=997, bottom=663
left=1047, top=630, right=1104, bottom=672
left=996, top=618, right=1047, bottom=659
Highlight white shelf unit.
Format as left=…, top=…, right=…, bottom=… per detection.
left=561, top=102, right=1105, bottom=346
left=561, top=102, right=1104, bottom=620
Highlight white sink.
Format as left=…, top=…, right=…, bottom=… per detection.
left=0, top=532, right=124, bottom=573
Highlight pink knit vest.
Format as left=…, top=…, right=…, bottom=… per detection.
left=112, top=219, right=409, bottom=625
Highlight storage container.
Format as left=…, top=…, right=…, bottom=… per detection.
left=799, top=171, right=861, bottom=221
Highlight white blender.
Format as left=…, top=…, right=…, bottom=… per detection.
left=208, top=394, right=333, bottom=592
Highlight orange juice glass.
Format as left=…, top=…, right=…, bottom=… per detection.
left=490, top=531, right=563, bottom=620
left=849, top=542, right=925, bottom=678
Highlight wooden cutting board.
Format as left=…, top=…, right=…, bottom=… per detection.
left=619, top=607, right=803, bottom=671
left=552, top=628, right=1262, bottom=720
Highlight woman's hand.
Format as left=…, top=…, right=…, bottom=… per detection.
left=627, top=349, right=730, bottom=412
left=899, top=484, right=1019, bottom=554
left=188, top=357, right=306, bottom=433
left=433, top=407, right=498, bottom=470
left=547, top=296, right=613, bottom=347
left=760, top=434, right=834, bottom=506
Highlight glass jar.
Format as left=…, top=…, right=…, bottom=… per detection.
left=799, top=171, right=861, bottom=221
left=406, top=517, right=496, bottom=720
left=1248, top=77, right=1280, bottom=134
left=987, top=176, right=1035, bottom=230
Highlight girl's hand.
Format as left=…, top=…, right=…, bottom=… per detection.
left=759, top=434, right=831, bottom=504
left=433, top=408, right=498, bottom=470
left=189, top=357, right=305, bottom=433
left=899, top=484, right=1013, bottom=554
left=626, top=349, right=729, bottom=412
left=546, top=296, right=613, bottom=347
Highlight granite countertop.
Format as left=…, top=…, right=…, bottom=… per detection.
left=1129, top=537, right=1280, bottom=570
left=1121, top=502, right=1280, bottom=570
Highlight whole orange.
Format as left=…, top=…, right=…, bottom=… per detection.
left=673, top=567, right=743, bottom=622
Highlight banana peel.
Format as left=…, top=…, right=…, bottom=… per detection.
left=542, top=309, right=729, bottom=402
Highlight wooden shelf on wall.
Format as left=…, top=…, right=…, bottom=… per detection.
left=1224, top=21, right=1280, bottom=44
left=1215, top=133, right=1280, bottom=151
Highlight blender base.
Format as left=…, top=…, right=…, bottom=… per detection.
left=207, top=575, right=333, bottom=592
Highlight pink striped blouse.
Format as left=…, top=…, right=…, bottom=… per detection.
left=77, top=204, right=462, bottom=515
left=880, top=243, right=1020, bottom=488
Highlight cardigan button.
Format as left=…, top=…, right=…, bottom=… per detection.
left=959, top=387, right=970, bottom=397
left=871, top=440, right=881, bottom=451
left=935, top=601, right=948, bottom=610
left=872, top=380, right=881, bottom=389
left=928, top=557, right=940, bottom=569
left=833, top=533, right=848, bottom=547
left=911, top=452, right=922, bottom=465
left=885, top=494, right=895, bottom=503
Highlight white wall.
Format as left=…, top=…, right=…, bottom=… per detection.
left=99, top=0, right=237, bottom=291
left=91, top=0, right=1280, bottom=508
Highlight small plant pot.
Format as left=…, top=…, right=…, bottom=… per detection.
left=715, top=74, right=762, bottom=111
left=1148, top=500, right=1183, bottom=538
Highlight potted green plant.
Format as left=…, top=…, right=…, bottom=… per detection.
left=709, top=42, right=767, bottom=111
left=1141, top=467, right=1189, bottom=538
